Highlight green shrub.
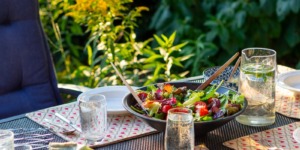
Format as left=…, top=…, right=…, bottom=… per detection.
left=149, top=0, right=300, bottom=72
left=39, top=0, right=190, bottom=87
left=39, top=0, right=300, bottom=88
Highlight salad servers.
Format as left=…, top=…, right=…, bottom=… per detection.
left=111, top=62, right=149, bottom=115
left=196, top=52, right=239, bottom=90
left=228, top=56, right=241, bottom=82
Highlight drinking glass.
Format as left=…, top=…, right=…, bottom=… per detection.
left=236, top=48, right=276, bottom=126
left=78, top=93, right=107, bottom=144
left=164, top=108, right=194, bottom=150
left=0, top=130, right=14, bottom=150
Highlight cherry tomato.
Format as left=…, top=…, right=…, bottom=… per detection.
left=199, top=108, right=209, bottom=116
left=194, top=101, right=207, bottom=108
left=162, top=105, right=172, bottom=113
left=195, top=101, right=209, bottom=116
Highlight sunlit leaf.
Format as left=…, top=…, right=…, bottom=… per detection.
left=144, top=55, right=164, bottom=63
left=169, top=42, right=188, bottom=53
left=180, top=54, right=194, bottom=61
left=153, top=64, right=162, bottom=77
left=143, top=64, right=157, bottom=69
left=153, top=34, right=165, bottom=47
left=87, top=45, right=93, bottom=66
left=168, top=31, right=176, bottom=45
left=161, top=34, right=168, bottom=43
left=172, top=58, right=184, bottom=67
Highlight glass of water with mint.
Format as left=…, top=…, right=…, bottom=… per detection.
left=78, top=93, right=107, bottom=144
left=236, top=48, right=276, bottom=126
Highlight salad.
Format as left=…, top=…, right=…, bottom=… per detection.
left=131, top=81, right=245, bottom=122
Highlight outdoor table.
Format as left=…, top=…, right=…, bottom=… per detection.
left=0, top=74, right=298, bottom=149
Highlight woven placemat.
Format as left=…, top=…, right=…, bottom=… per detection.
left=26, top=102, right=157, bottom=147
left=275, top=65, right=300, bottom=119
left=223, top=122, right=300, bottom=150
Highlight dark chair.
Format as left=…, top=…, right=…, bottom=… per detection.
left=0, top=0, right=83, bottom=119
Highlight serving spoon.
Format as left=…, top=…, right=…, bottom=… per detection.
left=111, top=62, right=149, bottom=115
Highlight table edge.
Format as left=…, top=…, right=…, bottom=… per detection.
left=0, top=114, right=26, bottom=124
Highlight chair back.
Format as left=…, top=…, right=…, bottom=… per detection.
left=0, top=0, right=62, bottom=118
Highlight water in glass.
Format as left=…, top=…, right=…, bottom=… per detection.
left=236, top=48, right=276, bottom=126
left=79, top=94, right=107, bottom=144
left=0, top=130, right=14, bottom=150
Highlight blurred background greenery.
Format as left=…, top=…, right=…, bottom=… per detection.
left=39, top=0, right=300, bottom=88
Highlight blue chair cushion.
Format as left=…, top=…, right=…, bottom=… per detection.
left=0, top=0, right=62, bottom=118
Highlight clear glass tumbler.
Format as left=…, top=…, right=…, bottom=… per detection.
left=236, top=48, right=276, bottom=126
left=78, top=93, right=107, bottom=144
left=164, top=108, right=194, bottom=150
left=0, top=130, right=14, bottom=150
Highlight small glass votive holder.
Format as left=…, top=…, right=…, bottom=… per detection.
left=78, top=93, right=107, bottom=145
left=164, top=108, right=194, bottom=150
left=0, top=130, right=14, bottom=149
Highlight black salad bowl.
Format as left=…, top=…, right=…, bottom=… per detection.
left=122, top=82, right=247, bottom=137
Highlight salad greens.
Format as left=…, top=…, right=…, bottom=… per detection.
left=133, top=82, right=245, bottom=122
left=182, top=92, right=204, bottom=107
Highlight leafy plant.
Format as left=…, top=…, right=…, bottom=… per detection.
left=39, top=0, right=87, bottom=84
left=141, top=32, right=190, bottom=85
left=39, top=0, right=300, bottom=89
left=39, top=0, right=190, bottom=87
left=149, top=0, right=300, bottom=72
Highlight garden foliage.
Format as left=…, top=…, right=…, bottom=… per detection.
left=39, top=0, right=300, bottom=87
left=39, top=0, right=190, bottom=87
left=150, top=0, right=300, bottom=75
